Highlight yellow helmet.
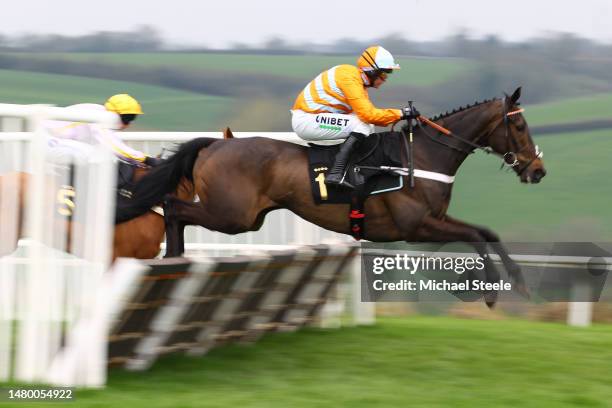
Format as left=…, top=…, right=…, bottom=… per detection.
left=104, top=94, right=143, bottom=115
left=357, top=46, right=401, bottom=72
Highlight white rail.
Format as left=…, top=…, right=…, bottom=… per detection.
left=0, top=105, right=117, bottom=387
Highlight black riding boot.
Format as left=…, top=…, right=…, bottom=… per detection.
left=325, top=132, right=365, bottom=189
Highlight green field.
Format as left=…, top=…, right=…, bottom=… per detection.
left=0, top=52, right=473, bottom=86
left=449, top=129, right=612, bottom=240
left=0, top=69, right=232, bottom=131
left=525, top=93, right=612, bottom=126
left=4, top=317, right=610, bottom=407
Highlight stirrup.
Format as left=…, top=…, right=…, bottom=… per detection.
left=326, top=173, right=354, bottom=189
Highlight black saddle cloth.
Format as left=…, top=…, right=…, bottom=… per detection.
left=307, top=131, right=404, bottom=204
left=115, top=161, right=146, bottom=224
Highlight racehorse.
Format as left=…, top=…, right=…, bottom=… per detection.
left=124, top=88, right=546, bottom=306
left=0, top=167, right=195, bottom=261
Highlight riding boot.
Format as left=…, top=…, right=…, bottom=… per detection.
left=325, top=132, right=365, bottom=189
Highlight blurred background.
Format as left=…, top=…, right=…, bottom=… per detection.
left=1, top=3, right=610, bottom=243
left=1, top=1, right=612, bottom=405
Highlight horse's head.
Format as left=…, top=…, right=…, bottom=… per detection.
left=485, top=87, right=546, bottom=184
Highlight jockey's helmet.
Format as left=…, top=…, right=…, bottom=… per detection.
left=104, top=94, right=143, bottom=125
left=357, top=46, right=400, bottom=82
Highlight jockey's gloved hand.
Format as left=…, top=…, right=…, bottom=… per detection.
left=401, top=106, right=421, bottom=121
left=144, top=156, right=164, bottom=167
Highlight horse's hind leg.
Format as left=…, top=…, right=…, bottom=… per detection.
left=163, top=197, right=194, bottom=257
left=162, top=195, right=271, bottom=257
left=414, top=215, right=501, bottom=308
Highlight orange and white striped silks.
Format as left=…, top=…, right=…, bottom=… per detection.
left=292, top=64, right=402, bottom=127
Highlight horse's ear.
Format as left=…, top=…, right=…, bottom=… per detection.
left=510, top=87, right=522, bottom=104
left=223, top=127, right=234, bottom=139
left=503, top=92, right=510, bottom=105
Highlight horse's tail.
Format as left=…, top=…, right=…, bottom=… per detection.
left=116, top=137, right=217, bottom=223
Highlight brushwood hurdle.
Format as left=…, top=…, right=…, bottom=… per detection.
left=55, top=243, right=363, bottom=377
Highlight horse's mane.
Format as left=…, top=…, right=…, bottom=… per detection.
left=430, top=98, right=497, bottom=122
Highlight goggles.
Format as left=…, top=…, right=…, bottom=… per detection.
left=120, top=114, right=137, bottom=125
left=378, top=69, right=393, bottom=80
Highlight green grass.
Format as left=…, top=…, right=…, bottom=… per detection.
left=0, top=52, right=473, bottom=86
left=526, top=93, right=612, bottom=126
left=4, top=317, right=611, bottom=407
left=0, top=69, right=232, bottom=131
left=450, top=129, right=612, bottom=240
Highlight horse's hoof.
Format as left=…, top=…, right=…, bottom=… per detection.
left=507, top=264, right=522, bottom=281
left=515, top=283, right=531, bottom=300
left=484, top=290, right=498, bottom=309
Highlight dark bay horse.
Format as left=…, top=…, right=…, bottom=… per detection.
left=0, top=168, right=195, bottom=261
left=126, top=87, right=546, bottom=305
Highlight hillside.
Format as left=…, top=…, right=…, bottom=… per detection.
left=0, top=52, right=473, bottom=87
left=0, top=69, right=232, bottom=131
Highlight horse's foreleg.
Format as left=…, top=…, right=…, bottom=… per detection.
left=415, top=216, right=501, bottom=308
left=443, top=215, right=528, bottom=298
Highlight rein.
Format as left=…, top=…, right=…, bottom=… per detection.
left=406, top=99, right=540, bottom=171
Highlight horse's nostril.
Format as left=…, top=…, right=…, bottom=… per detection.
left=532, top=168, right=546, bottom=182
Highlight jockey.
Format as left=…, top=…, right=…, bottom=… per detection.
left=291, top=46, right=419, bottom=189
left=44, top=94, right=161, bottom=167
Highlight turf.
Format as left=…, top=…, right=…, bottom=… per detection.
left=4, top=316, right=611, bottom=407
left=0, top=69, right=232, bottom=131
left=0, top=52, right=473, bottom=86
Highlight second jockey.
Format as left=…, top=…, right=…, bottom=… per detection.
left=291, top=45, right=418, bottom=189
left=44, top=94, right=161, bottom=167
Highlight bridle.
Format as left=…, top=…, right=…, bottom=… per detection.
left=499, top=101, right=543, bottom=175
left=410, top=97, right=543, bottom=174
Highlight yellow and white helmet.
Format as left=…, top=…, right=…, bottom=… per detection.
left=357, top=46, right=401, bottom=72
left=104, top=94, right=143, bottom=115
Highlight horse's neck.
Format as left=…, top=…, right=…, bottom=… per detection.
left=417, top=102, right=500, bottom=176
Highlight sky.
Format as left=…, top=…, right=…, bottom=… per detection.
left=3, top=0, right=612, bottom=48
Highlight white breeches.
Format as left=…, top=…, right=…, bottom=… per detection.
left=291, top=110, right=374, bottom=144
